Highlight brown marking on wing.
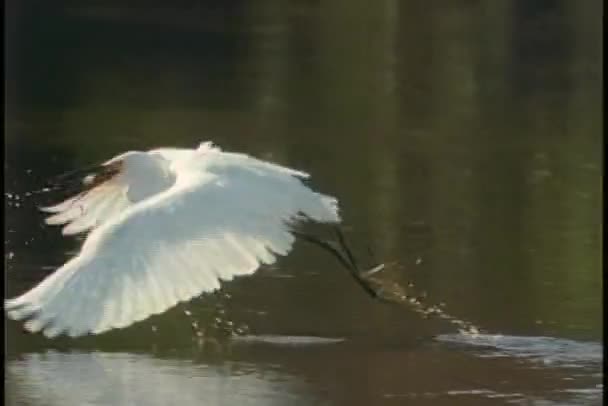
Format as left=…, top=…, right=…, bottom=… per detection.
left=82, top=160, right=123, bottom=193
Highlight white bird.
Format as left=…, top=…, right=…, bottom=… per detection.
left=5, top=141, right=341, bottom=338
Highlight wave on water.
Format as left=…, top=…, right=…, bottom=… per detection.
left=231, top=335, right=346, bottom=346
left=435, top=333, right=603, bottom=368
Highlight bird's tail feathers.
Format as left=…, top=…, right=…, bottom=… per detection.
left=299, top=193, right=341, bottom=224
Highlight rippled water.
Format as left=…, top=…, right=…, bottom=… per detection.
left=5, top=1, right=602, bottom=405
left=436, top=333, right=602, bottom=368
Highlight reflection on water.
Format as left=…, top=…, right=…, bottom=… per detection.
left=6, top=336, right=603, bottom=406
left=6, top=351, right=320, bottom=406
left=5, top=0, right=602, bottom=405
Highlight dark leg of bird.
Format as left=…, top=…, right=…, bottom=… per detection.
left=292, top=230, right=353, bottom=271
left=292, top=227, right=385, bottom=300
left=332, top=226, right=359, bottom=271
left=294, top=229, right=482, bottom=332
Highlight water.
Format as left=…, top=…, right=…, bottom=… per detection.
left=5, top=1, right=602, bottom=405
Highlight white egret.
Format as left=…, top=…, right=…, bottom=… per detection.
left=5, top=142, right=343, bottom=338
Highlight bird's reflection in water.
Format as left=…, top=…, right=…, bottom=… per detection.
left=6, top=351, right=321, bottom=406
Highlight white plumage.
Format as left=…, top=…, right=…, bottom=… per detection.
left=5, top=142, right=340, bottom=338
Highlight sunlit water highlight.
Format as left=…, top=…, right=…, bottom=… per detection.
left=6, top=351, right=321, bottom=406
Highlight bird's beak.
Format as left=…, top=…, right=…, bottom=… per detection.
left=48, top=160, right=123, bottom=190
left=82, top=161, right=123, bottom=191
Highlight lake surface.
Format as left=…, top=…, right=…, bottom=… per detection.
left=5, top=1, right=602, bottom=405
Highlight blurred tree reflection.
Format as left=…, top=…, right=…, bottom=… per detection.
left=5, top=0, right=602, bottom=342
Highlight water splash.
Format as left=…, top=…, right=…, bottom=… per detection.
left=178, top=292, right=251, bottom=344
left=360, top=262, right=482, bottom=336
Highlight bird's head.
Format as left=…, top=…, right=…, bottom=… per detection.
left=82, top=161, right=123, bottom=191
left=106, top=151, right=171, bottom=181
left=105, top=151, right=150, bottom=173
left=46, top=150, right=173, bottom=202
left=103, top=151, right=175, bottom=201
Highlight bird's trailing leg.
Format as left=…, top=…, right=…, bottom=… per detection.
left=292, top=226, right=387, bottom=301
left=309, top=228, right=484, bottom=334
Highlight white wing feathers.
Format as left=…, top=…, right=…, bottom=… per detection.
left=41, top=183, right=131, bottom=236
left=6, top=149, right=340, bottom=338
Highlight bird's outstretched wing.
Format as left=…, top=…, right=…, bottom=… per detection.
left=6, top=152, right=340, bottom=338
left=41, top=180, right=132, bottom=236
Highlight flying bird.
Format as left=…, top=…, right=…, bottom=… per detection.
left=5, top=142, right=342, bottom=338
